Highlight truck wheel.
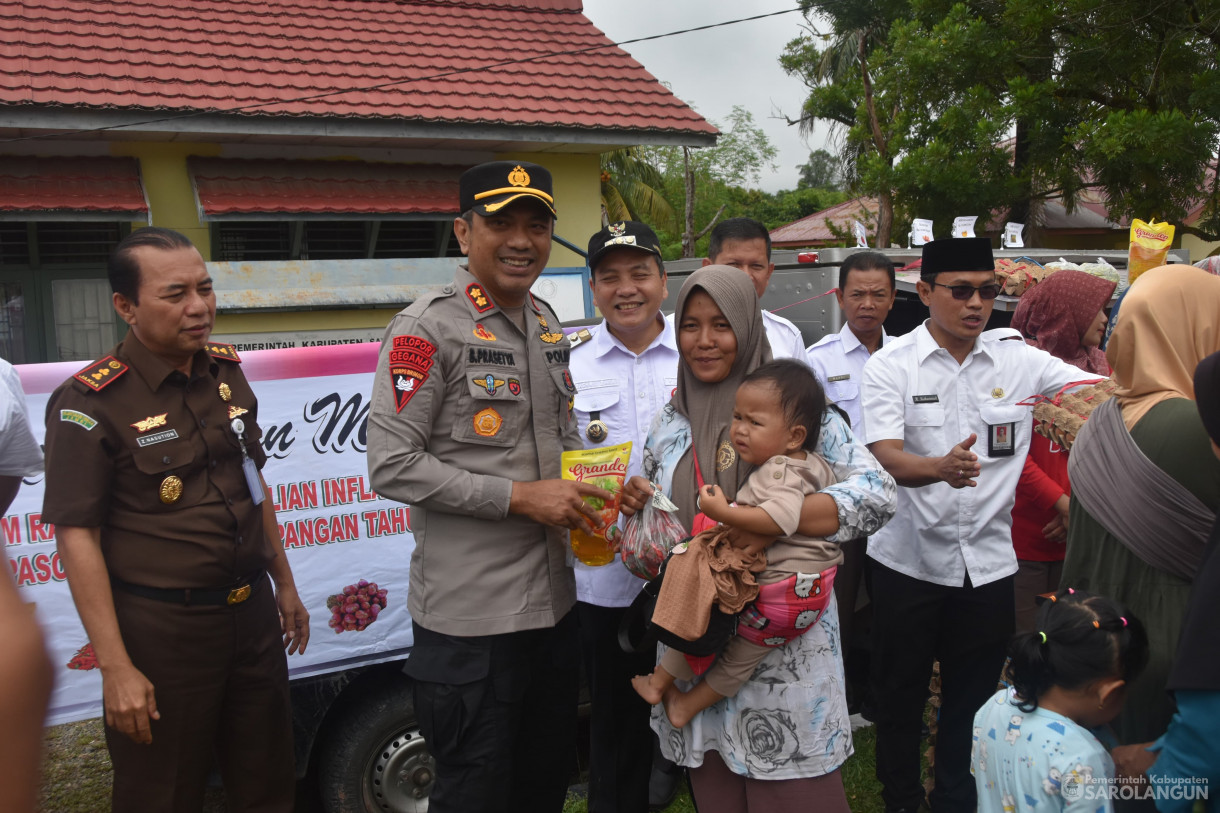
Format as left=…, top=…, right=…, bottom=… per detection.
left=317, top=676, right=434, bottom=813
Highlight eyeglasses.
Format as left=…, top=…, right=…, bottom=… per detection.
left=929, top=281, right=1002, bottom=301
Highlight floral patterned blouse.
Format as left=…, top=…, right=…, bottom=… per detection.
left=644, top=403, right=897, bottom=779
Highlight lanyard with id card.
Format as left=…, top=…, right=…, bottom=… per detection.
left=231, top=418, right=265, bottom=505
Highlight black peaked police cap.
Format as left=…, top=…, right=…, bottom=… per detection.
left=920, top=237, right=995, bottom=278
left=586, top=221, right=664, bottom=271
left=459, top=160, right=556, bottom=218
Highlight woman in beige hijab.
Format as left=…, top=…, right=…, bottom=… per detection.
left=1062, top=264, right=1220, bottom=747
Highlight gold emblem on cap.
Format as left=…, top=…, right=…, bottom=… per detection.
left=159, top=475, right=183, bottom=504
left=716, top=440, right=736, bottom=472
left=992, top=388, right=1004, bottom=399
left=507, top=165, right=531, bottom=187
left=219, top=383, right=232, bottom=402
left=609, top=222, right=626, bottom=237
left=586, top=420, right=609, bottom=444
left=130, top=413, right=168, bottom=433
left=228, top=406, right=248, bottom=420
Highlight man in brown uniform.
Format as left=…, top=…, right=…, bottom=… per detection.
left=368, top=161, right=609, bottom=813
left=42, top=227, right=310, bottom=813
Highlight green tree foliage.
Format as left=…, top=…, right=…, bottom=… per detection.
left=599, top=147, right=678, bottom=233
left=797, top=149, right=842, bottom=189
left=784, top=0, right=1220, bottom=244
left=599, top=108, right=849, bottom=259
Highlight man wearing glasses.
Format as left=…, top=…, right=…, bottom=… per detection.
left=859, top=238, right=1093, bottom=813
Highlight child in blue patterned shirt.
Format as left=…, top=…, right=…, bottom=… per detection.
left=972, top=589, right=1148, bottom=812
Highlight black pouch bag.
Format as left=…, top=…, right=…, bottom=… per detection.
left=617, top=545, right=737, bottom=658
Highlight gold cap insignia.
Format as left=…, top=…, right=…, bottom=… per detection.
left=609, top=222, right=626, bottom=237
left=228, top=406, right=248, bottom=420
left=159, top=475, right=184, bottom=504
left=507, top=165, right=531, bottom=187
left=131, top=413, right=168, bottom=433
left=218, top=383, right=232, bottom=402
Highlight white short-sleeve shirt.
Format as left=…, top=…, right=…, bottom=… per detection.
left=861, top=322, right=1095, bottom=587
left=806, top=323, right=890, bottom=435
left=570, top=317, right=679, bottom=606
left=761, top=310, right=807, bottom=360
left=0, top=360, right=43, bottom=477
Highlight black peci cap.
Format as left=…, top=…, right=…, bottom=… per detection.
left=920, top=237, right=995, bottom=278
left=586, top=221, right=664, bottom=271
left=459, top=161, right=556, bottom=218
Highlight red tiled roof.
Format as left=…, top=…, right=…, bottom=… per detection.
left=0, top=156, right=147, bottom=214
left=0, top=0, right=717, bottom=137
left=190, top=157, right=461, bottom=216
left=770, top=198, right=878, bottom=247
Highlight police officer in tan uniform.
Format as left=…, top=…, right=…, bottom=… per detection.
left=43, top=227, right=309, bottom=813
left=368, top=161, right=610, bottom=813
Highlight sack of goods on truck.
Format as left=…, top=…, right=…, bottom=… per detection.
left=995, top=257, right=1123, bottom=299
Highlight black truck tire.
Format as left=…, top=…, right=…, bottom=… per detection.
left=317, top=674, right=435, bottom=813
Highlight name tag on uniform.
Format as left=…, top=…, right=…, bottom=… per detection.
left=827, top=374, right=851, bottom=382
left=912, top=394, right=940, bottom=404
left=988, top=421, right=1016, bottom=457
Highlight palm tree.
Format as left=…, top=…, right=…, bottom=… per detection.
left=599, top=147, right=678, bottom=232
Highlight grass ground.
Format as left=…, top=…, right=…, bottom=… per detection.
left=40, top=719, right=896, bottom=813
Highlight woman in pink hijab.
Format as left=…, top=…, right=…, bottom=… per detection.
left=1008, top=269, right=1115, bottom=631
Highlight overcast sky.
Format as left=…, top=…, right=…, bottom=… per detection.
left=580, top=0, right=832, bottom=193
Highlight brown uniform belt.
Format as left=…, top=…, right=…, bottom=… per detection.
left=111, top=570, right=265, bottom=607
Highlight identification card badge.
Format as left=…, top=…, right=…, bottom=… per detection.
left=231, top=418, right=265, bottom=505
left=988, top=421, right=1016, bottom=457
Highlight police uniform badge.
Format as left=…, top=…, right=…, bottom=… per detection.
left=389, top=335, right=437, bottom=412
left=586, top=416, right=609, bottom=444
left=473, top=375, right=506, bottom=396
left=473, top=407, right=503, bottom=437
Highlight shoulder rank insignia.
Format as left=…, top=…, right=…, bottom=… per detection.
left=74, top=356, right=129, bottom=392
left=206, top=342, right=241, bottom=362
left=466, top=283, right=494, bottom=313
left=567, top=328, right=593, bottom=349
